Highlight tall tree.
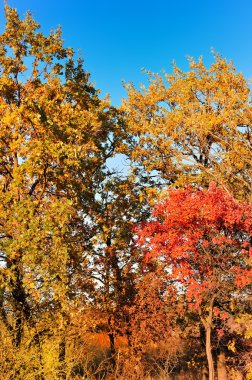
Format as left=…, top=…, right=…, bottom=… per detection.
left=0, top=5, right=120, bottom=375
left=122, top=56, right=252, bottom=200
left=137, top=184, right=252, bottom=380
left=82, top=174, right=151, bottom=364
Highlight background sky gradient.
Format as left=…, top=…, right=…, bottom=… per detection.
left=1, top=0, right=252, bottom=106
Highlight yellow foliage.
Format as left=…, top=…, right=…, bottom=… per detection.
left=122, top=55, right=252, bottom=200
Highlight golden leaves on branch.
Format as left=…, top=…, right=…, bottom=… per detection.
left=122, top=55, right=252, bottom=200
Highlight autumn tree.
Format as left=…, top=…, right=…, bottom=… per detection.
left=0, top=5, right=121, bottom=377
left=137, top=184, right=252, bottom=380
left=122, top=56, right=252, bottom=200
left=78, top=173, right=152, bottom=367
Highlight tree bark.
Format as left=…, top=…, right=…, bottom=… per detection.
left=202, top=365, right=208, bottom=380
left=217, top=351, right=228, bottom=380
left=9, top=259, right=31, bottom=347
left=202, top=296, right=215, bottom=380
left=108, top=329, right=116, bottom=367
left=206, top=323, right=215, bottom=380
left=59, top=334, right=66, bottom=379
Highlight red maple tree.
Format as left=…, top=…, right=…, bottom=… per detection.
left=137, top=183, right=252, bottom=380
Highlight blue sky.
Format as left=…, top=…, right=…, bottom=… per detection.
left=1, top=0, right=252, bottom=106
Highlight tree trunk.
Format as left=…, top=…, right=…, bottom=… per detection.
left=202, top=296, right=215, bottom=380
left=105, top=237, right=116, bottom=368
left=108, top=311, right=116, bottom=367
left=33, top=332, right=45, bottom=380
left=10, top=260, right=31, bottom=347
left=59, top=334, right=66, bottom=379
left=108, top=331, right=116, bottom=367
left=217, top=351, right=228, bottom=380
left=206, top=324, right=215, bottom=380
left=202, top=365, right=208, bottom=380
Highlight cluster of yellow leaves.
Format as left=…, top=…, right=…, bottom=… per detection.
left=122, top=55, right=252, bottom=200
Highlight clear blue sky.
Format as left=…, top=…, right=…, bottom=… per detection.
left=1, top=0, right=252, bottom=106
